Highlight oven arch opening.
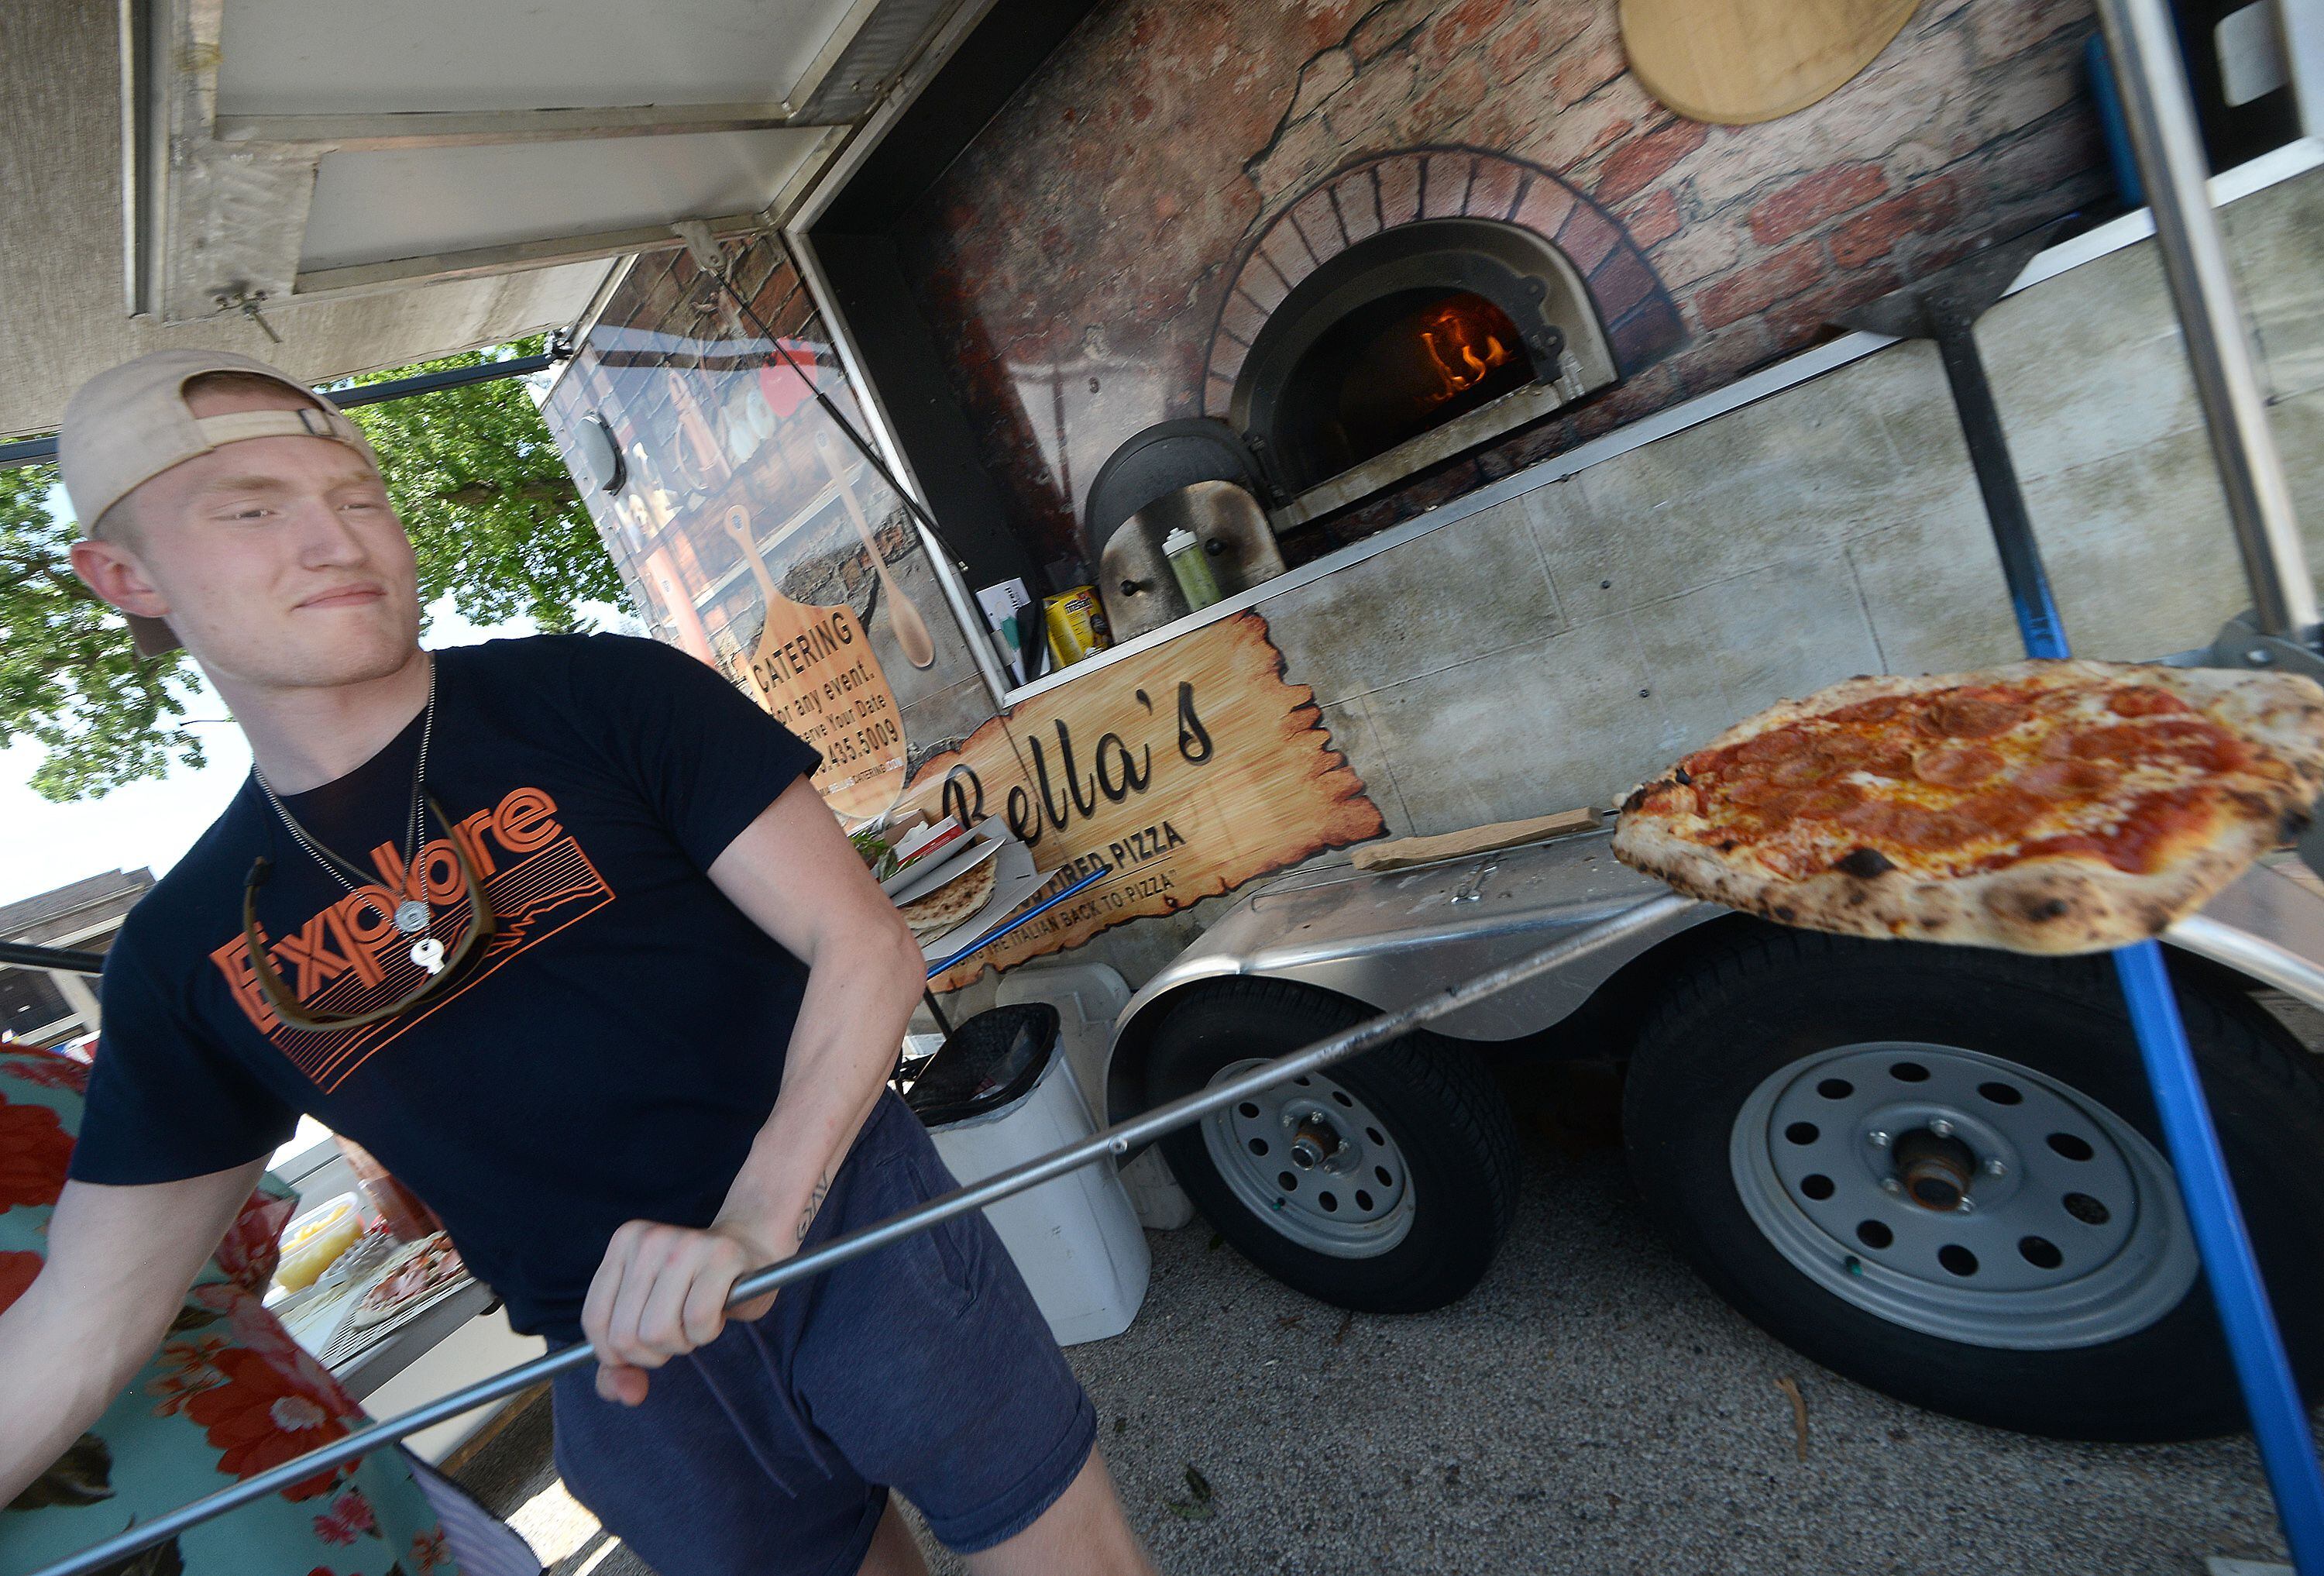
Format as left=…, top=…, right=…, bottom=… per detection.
left=1227, top=218, right=1618, bottom=518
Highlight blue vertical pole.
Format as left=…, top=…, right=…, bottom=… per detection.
left=1931, top=305, right=2323, bottom=1567
left=2113, top=943, right=2324, bottom=1572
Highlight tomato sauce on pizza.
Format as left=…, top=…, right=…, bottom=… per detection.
left=1658, top=680, right=2272, bottom=880
left=1613, top=661, right=2324, bottom=954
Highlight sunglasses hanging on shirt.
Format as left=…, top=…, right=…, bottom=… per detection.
left=242, top=660, right=497, bottom=1030
left=242, top=802, right=497, bottom=1031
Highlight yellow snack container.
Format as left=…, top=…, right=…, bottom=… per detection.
left=272, top=1194, right=364, bottom=1293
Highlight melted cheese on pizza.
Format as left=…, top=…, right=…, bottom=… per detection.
left=1628, top=678, right=2295, bottom=881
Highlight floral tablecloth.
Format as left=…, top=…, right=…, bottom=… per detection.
left=0, top=1045, right=451, bottom=1576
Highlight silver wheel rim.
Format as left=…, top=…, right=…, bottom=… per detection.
left=1201, top=1058, right=1416, bottom=1258
left=1730, top=1041, right=2197, bottom=1351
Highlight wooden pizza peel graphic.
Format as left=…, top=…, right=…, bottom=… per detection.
left=814, top=428, right=936, bottom=669
left=718, top=504, right=908, bottom=823
left=1620, top=0, right=1918, bottom=125
left=665, top=366, right=732, bottom=494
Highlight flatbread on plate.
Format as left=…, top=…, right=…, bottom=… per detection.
left=898, top=857, right=999, bottom=939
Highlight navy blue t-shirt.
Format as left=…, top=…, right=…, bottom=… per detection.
left=70, top=634, right=822, bottom=1340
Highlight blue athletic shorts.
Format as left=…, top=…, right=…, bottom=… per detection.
left=548, top=1091, right=1099, bottom=1576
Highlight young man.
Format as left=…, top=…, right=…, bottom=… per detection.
left=0, top=349, right=1153, bottom=1576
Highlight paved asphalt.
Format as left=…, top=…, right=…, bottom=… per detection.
left=458, top=1093, right=2301, bottom=1575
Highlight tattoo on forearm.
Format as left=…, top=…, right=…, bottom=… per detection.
left=796, top=1168, right=834, bottom=1244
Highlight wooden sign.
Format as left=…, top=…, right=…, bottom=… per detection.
left=1352, top=807, right=1601, bottom=872
left=899, top=611, right=1386, bottom=989
left=718, top=505, right=906, bottom=822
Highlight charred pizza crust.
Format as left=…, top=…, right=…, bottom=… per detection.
left=1614, top=660, right=2324, bottom=954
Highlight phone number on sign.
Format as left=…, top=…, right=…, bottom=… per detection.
left=822, top=715, right=900, bottom=768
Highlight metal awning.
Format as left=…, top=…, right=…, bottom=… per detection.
left=0, top=0, right=967, bottom=440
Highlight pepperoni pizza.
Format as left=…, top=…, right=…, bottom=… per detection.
left=1613, top=660, right=2324, bottom=953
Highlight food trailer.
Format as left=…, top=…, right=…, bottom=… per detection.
left=521, top=0, right=2324, bottom=1455
left=9, top=0, right=2324, bottom=1567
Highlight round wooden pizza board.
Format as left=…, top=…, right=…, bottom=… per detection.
left=1619, top=0, right=1920, bottom=125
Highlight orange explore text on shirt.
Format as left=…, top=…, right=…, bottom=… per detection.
left=208, top=786, right=568, bottom=1035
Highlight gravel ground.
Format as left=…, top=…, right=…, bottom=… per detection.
left=457, top=1110, right=2301, bottom=1575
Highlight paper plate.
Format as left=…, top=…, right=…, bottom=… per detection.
left=886, top=818, right=1006, bottom=904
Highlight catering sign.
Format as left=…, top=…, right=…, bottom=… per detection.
left=539, top=237, right=925, bottom=827
left=713, top=506, right=905, bottom=822
left=906, top=612, right=1385, bottom=988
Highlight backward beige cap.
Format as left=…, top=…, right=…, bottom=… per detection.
left=59, top=349, right=382, bottom=657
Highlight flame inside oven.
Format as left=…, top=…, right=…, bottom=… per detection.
left=1318, top=288, right=1535, bottom=474
left=1416, top=298, right=1518, bottom=404
left=1275, top=284, right=1542, bottom=496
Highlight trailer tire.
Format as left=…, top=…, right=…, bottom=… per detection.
left=1624, top=927, right=2324, bottom=1441
left=1147, top=979, right=1521, bottom=1313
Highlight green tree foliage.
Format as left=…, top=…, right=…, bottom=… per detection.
left=339, top=336, right=624, bottom=631
left=0, top=336, right=625, bottom=800
left=0, top=461, right=202, bottom=800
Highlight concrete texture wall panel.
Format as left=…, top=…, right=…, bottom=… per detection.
left=1977, top=251, right=2205, bottom=483
left=1260, top=497, right=1567, bottom=705
left=1357, top=611, right=1669, bottom=831
left=2018, top=426, right=2250, bottom=659
left=2226, top=173, right=2324, bottom=403
left=2283, top=392, right=2324, bottom=523
left=1533, top=377, right=1927, bottom=613
left=1842, top=511, right=2032, bottom=677
left=1622, top=555, right=1888, bottom=736
left=1316, top=696, right=1418, bottom=838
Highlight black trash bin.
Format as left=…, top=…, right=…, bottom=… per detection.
left=903, top=1003, right=1061, bottom=1128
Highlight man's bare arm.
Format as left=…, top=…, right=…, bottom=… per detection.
left=706, top=776, right=926, bottom=1253
left=0, top=1161, right=266, bottom=1504
left=580, top=776, right=926, bottom=1402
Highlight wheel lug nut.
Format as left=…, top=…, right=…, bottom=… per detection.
left=1955, top=1196, right=1975, bottom=1214
left=1880, top=1177, right=1903, bottom=1195
left=1867, top=1130, right=1891, bottom=1148
left=1985, top=1158, right=2006, bottom=1178
left=1928, top=1119, right=1954, bottom=1138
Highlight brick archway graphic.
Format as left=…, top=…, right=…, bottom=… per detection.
left=1202, top=147, right=1686, bottom=419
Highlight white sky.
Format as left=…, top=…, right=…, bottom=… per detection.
left=0, top=596, right=633, bottom=909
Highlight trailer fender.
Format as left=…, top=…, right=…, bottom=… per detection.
left=1099, top=854, right=2324, bottom=1125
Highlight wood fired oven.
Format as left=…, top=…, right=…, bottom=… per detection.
left=1226, top=218, right=1617, bottom=526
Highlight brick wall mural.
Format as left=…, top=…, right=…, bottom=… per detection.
left=898, top=0, right=2109, bottom=566
left=1200, top=147, right=1686, bottom=415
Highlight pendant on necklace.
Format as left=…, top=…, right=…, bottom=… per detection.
left=394, top=899, right=429, bottom=934
left=410, top=937, right=446, bottom=976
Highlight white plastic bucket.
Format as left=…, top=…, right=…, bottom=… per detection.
left=923, top=1051, right=1150, bottom=1346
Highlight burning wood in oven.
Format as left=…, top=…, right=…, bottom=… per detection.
left=1417, top=298, right=1519, bottom=404
left=1318, top=289, right=1534, bottom=470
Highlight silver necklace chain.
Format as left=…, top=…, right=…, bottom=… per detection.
left=253, top=660, right=436, bottom=935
